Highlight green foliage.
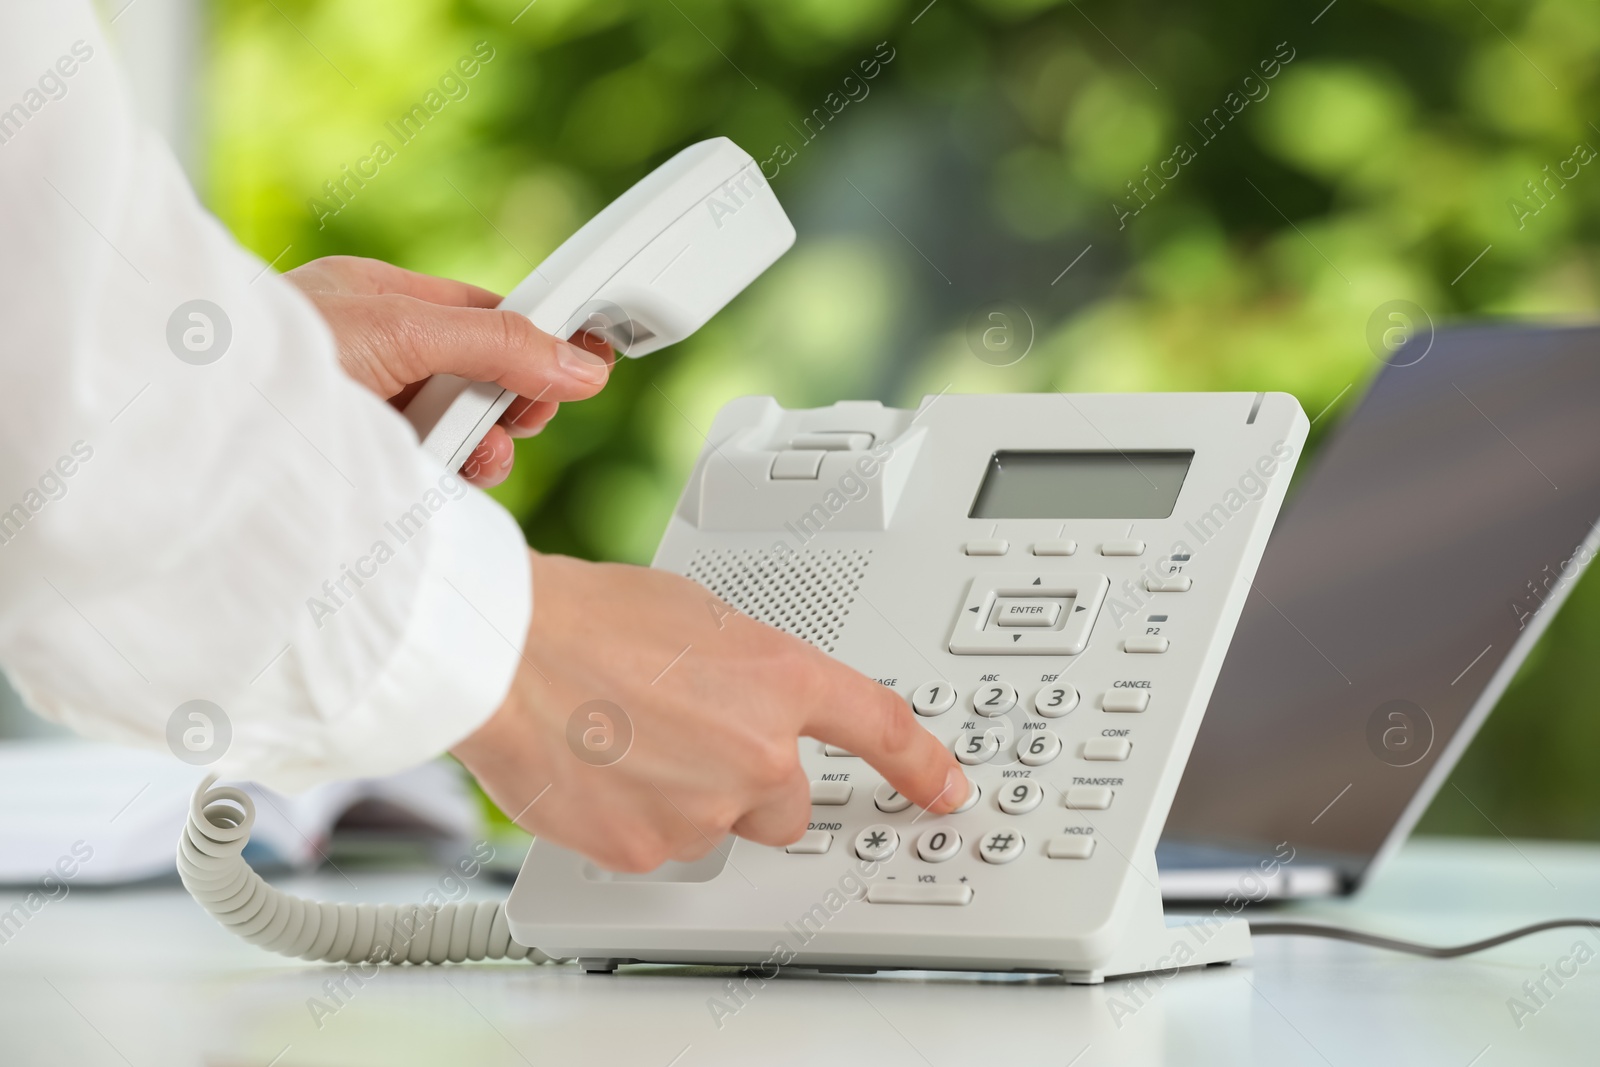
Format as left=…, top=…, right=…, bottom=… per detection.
left=206, top=0, right=1600, bottom=839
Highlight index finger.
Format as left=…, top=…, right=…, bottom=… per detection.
left=801, top=660, right=967, bottom=814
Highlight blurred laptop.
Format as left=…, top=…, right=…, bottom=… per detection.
left=1158, top=322, right=1600, bottom=900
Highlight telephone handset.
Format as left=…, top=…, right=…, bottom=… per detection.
left=400, top=136, right=795, bottom=472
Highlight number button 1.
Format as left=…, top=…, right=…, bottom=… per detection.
left=1032, top=684, right=1078, bottom=718
left=911, top=680, right=957, bottom=717
left=997, top=779, right=1044, bottom=815
left=972, top=683, right=1017, bottom=717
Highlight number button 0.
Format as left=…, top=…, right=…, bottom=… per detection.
left=997, top=779, right=1044, bottom=815
left=1018, top=730, right=1062, bottom=767
left=954, top=729, right=1001, bottom=766
left=972, top=683, right=1017, bottom=717
left=916, top=828, right=962, bottom=863
left=855, top=825, right=900, bottom=862
left=911, top=680, right=957, bottom=717
left=873, top=781, right=913, bottom=813
left=1032, top=684, right=1078, bottom=718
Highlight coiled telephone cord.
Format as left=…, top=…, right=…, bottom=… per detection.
left=177, top=776, right=554, bottom=966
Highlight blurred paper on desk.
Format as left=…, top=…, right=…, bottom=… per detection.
left=0, top=741, right=481, bottom=886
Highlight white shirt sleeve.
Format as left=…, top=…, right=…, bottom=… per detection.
left=0, top=5, right=531, bottom=791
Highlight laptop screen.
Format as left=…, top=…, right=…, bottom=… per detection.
left=1163, top=324, right=1600, bottom=888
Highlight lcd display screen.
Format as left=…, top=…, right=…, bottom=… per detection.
left=968, top=451, right=1193, bottom=519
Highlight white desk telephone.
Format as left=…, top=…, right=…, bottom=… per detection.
left=178, top=136, right=1311, bottom=983
left=502, top=391, right=1307, bottom=980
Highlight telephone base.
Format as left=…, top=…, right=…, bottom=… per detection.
left=1059, top=913, right=1252, bottom=985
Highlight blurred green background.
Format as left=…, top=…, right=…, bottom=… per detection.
left=202, top=0, right=1599, bottom=840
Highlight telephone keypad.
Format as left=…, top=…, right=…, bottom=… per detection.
left=950, top=778, right=981, bottom=813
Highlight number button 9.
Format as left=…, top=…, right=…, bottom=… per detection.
left=1033, top=684, right=1078, bottom=717
left=911, top=680, right=957, bottom=717
left=972, top=682, right=1017, bottom=717
left=997, top=779, right=1043, bottom=815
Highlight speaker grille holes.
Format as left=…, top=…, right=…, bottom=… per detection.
left=684, top=548, right=871, bottom=653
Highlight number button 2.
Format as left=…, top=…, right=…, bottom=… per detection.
left=971, top=683, right=1017, bottom=717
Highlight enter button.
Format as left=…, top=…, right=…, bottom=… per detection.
left=994, top=598, right=1063, bottom=628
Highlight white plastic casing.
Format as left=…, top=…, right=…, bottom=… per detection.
left=402, top=137, right=795, bottom=472
left=505, top=392, right=1308, bottom=980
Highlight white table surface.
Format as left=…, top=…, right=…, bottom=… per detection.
left=1, top=836, right=1596, bottom=1066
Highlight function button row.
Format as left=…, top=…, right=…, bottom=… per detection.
left=963, top=539, right=1150, bottom=558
